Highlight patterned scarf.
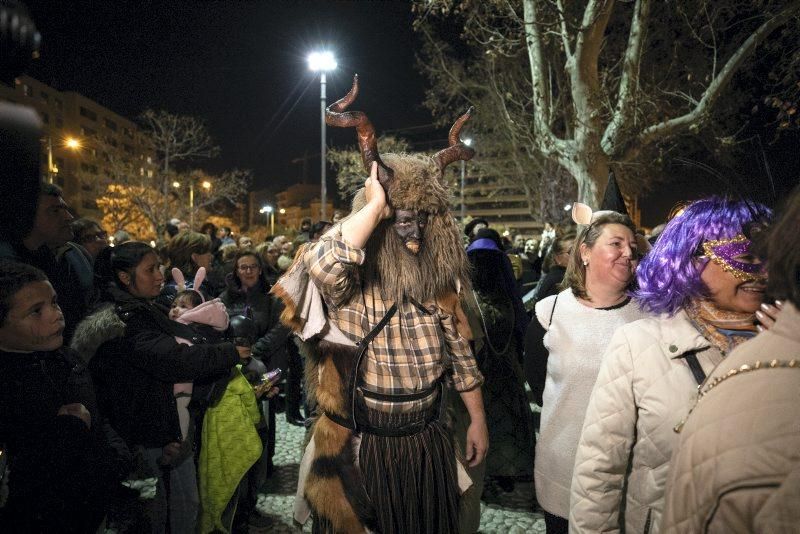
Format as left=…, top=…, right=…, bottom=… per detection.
left=685, top=298, right=758, bottom=355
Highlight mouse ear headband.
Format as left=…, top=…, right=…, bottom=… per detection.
left=171, top=266, right=207, bottom=302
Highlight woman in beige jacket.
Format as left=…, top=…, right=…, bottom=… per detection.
left=569, top=197, right=772, bottom=534
left=662, top=188, right=800, bottom=534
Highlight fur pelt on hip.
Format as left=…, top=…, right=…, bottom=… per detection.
left=303, top=339, right=377, bottom=533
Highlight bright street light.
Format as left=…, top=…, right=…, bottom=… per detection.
left=201, top=180, right=211, bottom=190
left=307, top=51, right=337, bottom=72
left=65, top=137, right=82, bottom=150
left=307, top=50, right=337, bottom=220
left=279, top=208, right=286, bottom=214
left=564, top=203, right=572, bottom=211
left=173, top=181, right=181, bottom=188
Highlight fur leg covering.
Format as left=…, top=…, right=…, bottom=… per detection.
left=304, top=341, right=377, bottom=533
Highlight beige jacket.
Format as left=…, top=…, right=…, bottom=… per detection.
left=569, top=311, right=723, bottom=534
left=661, top=303, right=800, bottom=534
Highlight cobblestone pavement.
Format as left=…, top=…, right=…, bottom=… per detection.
left=254, top=413, right=545, bottom=533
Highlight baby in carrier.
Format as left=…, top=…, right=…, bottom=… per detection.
left=168, top=267, right=229, bottom=442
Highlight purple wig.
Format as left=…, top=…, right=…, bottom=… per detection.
left=635, top=197, right=770, bottom=315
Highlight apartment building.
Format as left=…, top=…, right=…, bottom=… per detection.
left=0, top=75, right=155, bottom=220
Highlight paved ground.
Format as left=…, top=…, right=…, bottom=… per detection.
left=254, top=411, right=545, bottom=533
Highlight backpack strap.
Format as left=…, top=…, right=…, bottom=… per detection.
left=683, top=350, right=707, bottom=386
left=548, top=294, right=559, bottom=328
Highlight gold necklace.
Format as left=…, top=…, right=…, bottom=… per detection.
left=674, top=358, right=799, bottom=433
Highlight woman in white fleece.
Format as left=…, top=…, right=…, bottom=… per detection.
left=524, top=210, right=647, bottom=533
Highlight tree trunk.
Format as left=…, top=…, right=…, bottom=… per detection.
left=564, top=151, right=607, bottom=208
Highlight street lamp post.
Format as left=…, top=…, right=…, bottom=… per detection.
left=460, top=138, right=473, bottom=221
left=260, top=205, right=275, bottom=235
left=308, top=50, right=337, bottom=220
left=45, top=136, right=81, bottom=184
left=174, top=179, right=211, bottom=229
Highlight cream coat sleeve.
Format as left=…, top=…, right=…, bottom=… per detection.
left=569, top=327, right=637, bottom=533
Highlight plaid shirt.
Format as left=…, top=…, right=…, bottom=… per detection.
left=305, top=233, right=483, bottom=413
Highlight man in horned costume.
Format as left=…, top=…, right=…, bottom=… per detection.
left=272, top=75, right=488, bottom=533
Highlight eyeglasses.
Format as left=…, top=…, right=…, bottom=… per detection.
left=238, top=264, right=260, bottom=272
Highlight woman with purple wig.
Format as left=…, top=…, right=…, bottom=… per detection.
left=570, top=197, right=771, bottom=534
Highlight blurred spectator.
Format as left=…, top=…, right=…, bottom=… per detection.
left=217, top=226, right=235, bottom=247
left=199, top=222, right=221, bottom=253
left=277, top=241, right=294, bottom=272
left=294, top=217, right=313, bottom=246
left=112, top=230, right=131, bottom=246
left=72, top=218, right=108, bottom=262
left=177, top=221, right=190, bottom=233
left=164, top=231, right=216, bottom=299
left=464, top=218, right=489, bottom=242
left=535, top=233, right=575, bottom=302
left=238, top=235, right=253, bottom=250
left=162, top=223, right=179, bottom=243
left=254, top=242, right=281, bottom=286
left=310, top=220, right=332, bottom=241
left=0, top=183, right=94, bottom=343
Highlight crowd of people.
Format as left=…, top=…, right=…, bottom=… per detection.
left=2, top=87, right=799, bottom=534
left=2, top=169, right=800, bottom=534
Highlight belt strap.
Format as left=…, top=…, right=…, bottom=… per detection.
left=359, top=383, right=438, bottom=403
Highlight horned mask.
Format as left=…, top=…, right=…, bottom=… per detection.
left=325, top=74, right=474, bottom=302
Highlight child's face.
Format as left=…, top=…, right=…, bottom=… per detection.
left=169, top=295, right=195, bottom=321
left=0, top=281, right=65, bottom=352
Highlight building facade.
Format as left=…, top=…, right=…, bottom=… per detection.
left=0, top=75, right=155, bottom=220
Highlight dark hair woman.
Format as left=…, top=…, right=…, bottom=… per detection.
left=164, top=231, right=217, bottom=298
left=71, top=241, right=250, bottom=533
left=218, top=250, right=291, bottom=529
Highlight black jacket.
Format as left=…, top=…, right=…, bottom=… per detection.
left=78, top=287, right=240, bottom=448
left=220, top=278, right=290, bottom=369
left=0, top=347, right=127, bottom=533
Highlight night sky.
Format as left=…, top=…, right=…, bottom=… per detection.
left=24, top=1, right=437, bottom=194
left=21, top=1, right=800, bottom=224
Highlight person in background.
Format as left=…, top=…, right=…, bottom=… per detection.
left=0, top=183, right=94, bottom=344
left=0, top=261, right=127, bottom=533
left=464, top=232, right=534, bottom=495
left=72, top=218, right=109, bottom=262
left=162, top=223, right=180, bottom=244
left=525, top=210, right=646, bottom=534
left=661, top=188, right=800, bottom=534
left=199, top=222, right=221, bottom=254
left=570, top=198, right=771, bottom=534
left=219, top=250, right=291, bottom=530
left=177, top=221, right=190, bottom=233
left=276, top=240, right=294, bottom=272
left=310, top=220, right=332, bottom=241
left=73, top=242, right=251, bottom=534
left=294, top=217, right=313, bottom=246
left=112, top=230, right=131, bottom=245
left=254, top=242, right=281, bottom=287
left=217, top=226, right=235, bottom=247
left=164, top=231, right=216, bottom=299
left=534, top=233, right=575, bottom=302
left=237, top=235, right=253, bottom=250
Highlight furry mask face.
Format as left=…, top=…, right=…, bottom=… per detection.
left=393, top=209, right=428, bottom=255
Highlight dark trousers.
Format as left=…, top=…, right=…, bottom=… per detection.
left=285, top=340, right=304, bottom=416
left=544, top=511, right=568, bottom=534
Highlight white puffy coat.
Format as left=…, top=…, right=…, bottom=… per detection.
left=569, top=311, right=724, bottom=534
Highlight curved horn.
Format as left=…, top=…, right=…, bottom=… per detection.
left=325, top=75, right=391, bottom=185
left=434, top=107, right=475, bottom=171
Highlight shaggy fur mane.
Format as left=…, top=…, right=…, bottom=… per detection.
left=347, top=152, right=471, bottom=305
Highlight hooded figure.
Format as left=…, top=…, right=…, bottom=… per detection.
left=272, top=75, right=487, bottom=534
